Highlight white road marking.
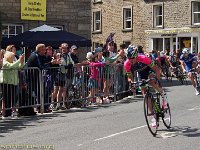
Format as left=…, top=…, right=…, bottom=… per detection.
left=93, top=125, right=147, bottom=142
left=159, top=132, right=177, bottom=139
left=77, top=124, right=147, bottom=146
left=188, top=105, right=200, bottom=110
left=77, top=116, right=172, bottom=146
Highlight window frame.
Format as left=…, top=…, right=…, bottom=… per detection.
left=93, top=0, right=103, bottom=4
left=92, top=10, right=102, bottom=33
left=93, top=42, right=101, bottom=50
left=122, top=6, right=133, bottom=31
left=192, top=1, right=200, bottom=25
left=2, top=24, right=24, bottom=38
left=153, top=4, right=163, bottom=28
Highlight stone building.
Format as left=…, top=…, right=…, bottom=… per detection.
left=92, top=0, right=141, bottom=50
left=0, top=0, right=91, bottom=60
left=92, top=0, right=200, bottom=53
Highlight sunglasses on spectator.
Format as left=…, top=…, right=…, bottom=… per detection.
left=62, top=47, right=69, bottom=50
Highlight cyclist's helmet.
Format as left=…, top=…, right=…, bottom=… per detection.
left=126, top=45, right=138, bottom=59
left=182, top=48, right=190, bottom=54
left=160, top=51, right=165, bottom=57
left=169, top=52, right=174, bottom=56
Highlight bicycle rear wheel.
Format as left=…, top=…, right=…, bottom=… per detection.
left=162, top=103, right=171, bottom=129
left=144, top=93, right=158, bottom=136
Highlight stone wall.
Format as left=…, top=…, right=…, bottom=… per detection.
left=0, top=0, right=91, bottom=60
left=92, top=0, right=196, bottom=51
left=141, top=0, right=194, bottom=51
left=92, top=0, right=136, bottom=50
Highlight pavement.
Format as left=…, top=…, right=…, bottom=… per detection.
left=0, top=79, right=200, bottom=150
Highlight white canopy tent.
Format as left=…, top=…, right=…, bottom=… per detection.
left=29, top=24, right=61, bottom=32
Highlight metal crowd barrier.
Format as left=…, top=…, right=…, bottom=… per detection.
left=0, top=67, right=42, bottom=114
left=0, top=64, right=131, bottom=115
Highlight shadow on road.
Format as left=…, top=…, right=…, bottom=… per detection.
left=157, top=126, right=200, bottom=138
left=161, top=78, right=191, bottom=88
left=0, top=78, right=193, bottom=137
left=0, top=113, right=60, bottom=137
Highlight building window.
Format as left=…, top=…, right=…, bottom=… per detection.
left=93, top=11, right=101, bottom=32
left=192, top=1, right=200, bottom=25
left=93, top=0, right=102, bottom=3
left=123, top=7, right=132, bottom=30
left=2, top=24, right=24, bottom=38
left=153, top=5, right=163, bottom=27
left=93, top=42, right=101, bottom=50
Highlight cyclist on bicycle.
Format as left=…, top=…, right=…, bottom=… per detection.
left=168, top=51, right=181, bottom=77
left=158, top=51, right=170, bottom=79
left=124, top=45, right=168, bottom=127
left=180, top=48, right=200, bottom=95
left=169, top=52, right=179, bottom=67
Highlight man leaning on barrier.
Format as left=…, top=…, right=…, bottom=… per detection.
left=25, top=44, right=58, bottom=114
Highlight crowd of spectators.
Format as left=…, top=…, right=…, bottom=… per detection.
left=0, top=40, right=130, bottom=118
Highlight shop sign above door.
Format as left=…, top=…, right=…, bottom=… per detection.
left=161, top=34, right=177, bottom=37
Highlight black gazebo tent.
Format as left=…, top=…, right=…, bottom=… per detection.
left=1, top=30, right=91, bottom=48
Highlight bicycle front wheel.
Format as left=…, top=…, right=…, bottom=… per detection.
left=144, top=93, right=158, bottom=136
left=162, top=103, right=171, bottom=129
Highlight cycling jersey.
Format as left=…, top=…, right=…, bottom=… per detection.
left=124, top=55, right=155, bottom=79
left=169, top=55, right=178, bottom=67
left=159, top=56, right=167, bottom=66
left=169, top=55, right=177, bottom=63
left=180, top=53, right=195, bottom=72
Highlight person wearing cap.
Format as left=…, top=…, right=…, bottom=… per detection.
left=86, top=51, right=109, bottom=104
left=70, top=45, right=89, bottom=67
left=90, top=47, right=103, bottom=61
left=93, top=47, right=104, bottom=102
left=70, top=45, right=79, bottom=64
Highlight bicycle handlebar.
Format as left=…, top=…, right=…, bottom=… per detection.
left=188, top=68, right=198, bottom=73
left=132, top=78, right=157, bottom=87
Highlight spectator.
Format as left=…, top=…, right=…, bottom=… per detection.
left=0, top=49, right=4, bottom=67
left=26, top=44, right=55, bottom=113
left=138, top=45, right=145, bottom=55
left=70, top=45, right=79, bottom=64
left=115, top=44, right=127, bottom=94
left=102, top=49, right=123, bottom=102
left=0, top=51, right=24, bottom=117
left=54, top=43, right=74, bottom=110
left=94, top=47, right=103, bottom=62
left=107, top=41, right=116, bottom=58
left=86, top=52, right=108, bottom=103
left=117, top=44, right=127, bottom=63
left=6, top=45, right=19, bottom=61
left=44, top=46, right=60, bottom=108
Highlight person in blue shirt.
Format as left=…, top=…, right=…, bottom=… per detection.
left=180, top=48, right=199, bottom=95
